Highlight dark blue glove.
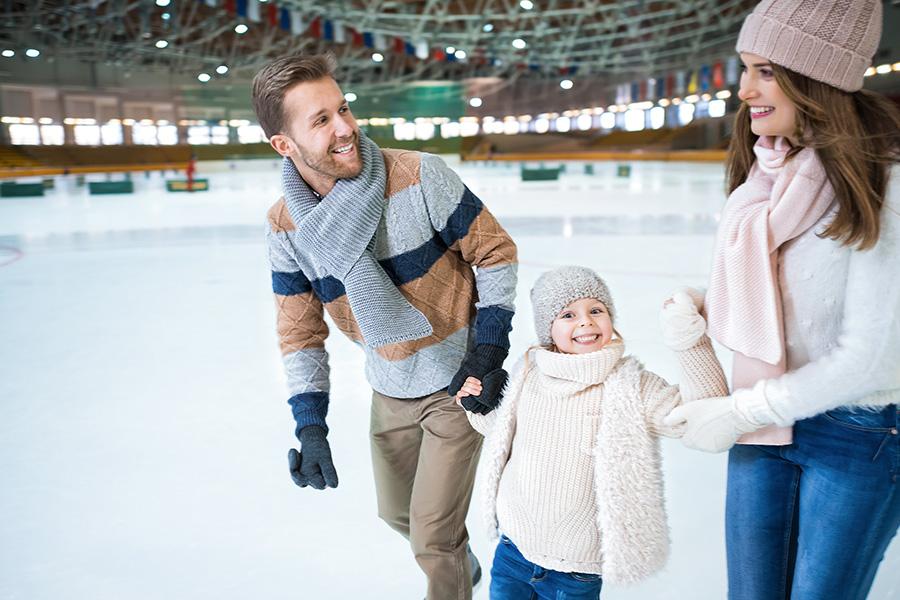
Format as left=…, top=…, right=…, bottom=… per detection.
left=448, top=344, right=509, bottom=415
left=287, top=425, right=338, bottom=490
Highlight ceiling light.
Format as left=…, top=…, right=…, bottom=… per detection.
left=520, top=0, right=534, bottom=9
left=372, top=52, right=384, bottom=63
left=25, top=48, right=40, bottom=58
left=234, top=24, right=248, bottom=34
left=156, top=0, right=170, bottom=5
left=875, top=64, right=891, bottom=75
left=455, top=50, right=467, bottom=59
left=864, top=67, right=875, bottom=77
left=483, top=23, right=493, bottom=33
left=1, top=50, right=13, bottom=58
left=198, top=73, right=211, bottom=83
left=161, top=12, right=170, bottom=20
left=446, top=46, right=456, bottom=55
left=155, top=40, right=168, bottom=49
left=216, top=64, right=228, bottom=74
left=715, top=90, right=731, bottom=99
left=345, top=92, right=357, bottom=102
left=512, top=38, right=526, bottom=49
left=469, top=98, right=483, bottom=108
left=560, top=79, right=573, bottom=90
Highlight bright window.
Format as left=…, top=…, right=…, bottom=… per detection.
left=649, top=106, right=665, bottom=130
left=576, top=114, right=593, bottom=131
left=40, top=125, right=64, bottom=145
left=157, top=125, right=178, bottom=145
left=238, top=125, right=266, bottom=144
left=187, top=126, right=210, bottom=145
left=9, top=124, right=40, bottom=145
left=440, top=121, right=460, bottom=139
left=210, top=126, right=229, bottom=144
left=460, top=120, right=480, bottom=137
left=678, top=103, right=695, bottom=126
left=101, top=123, right=123, bottom=145
left=74, top=125, right=101, bottom=145
left=132, top=124, right=159, bottom=145
left=414, top=121, right=435, bottom=140
left=708, top=99, right=726, bottom=118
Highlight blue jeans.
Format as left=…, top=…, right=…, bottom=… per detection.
left=489, top=534, right=602, bottom=600
left=726, top=404, right=900, bottom=600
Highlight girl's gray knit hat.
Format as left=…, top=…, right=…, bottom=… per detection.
left=736, top=0, right=881, bottom=93
left=530, top=266, right=615, bottom=346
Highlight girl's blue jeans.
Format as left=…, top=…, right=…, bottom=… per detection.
left=489, top=534, right=602, bottom=599
left=726, top=404, right=900, bottom=600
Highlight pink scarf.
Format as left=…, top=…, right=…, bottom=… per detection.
left=706, top=136, right=835, bottom=445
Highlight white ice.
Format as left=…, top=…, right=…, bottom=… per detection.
left=1, top=158, right=897, bottom=599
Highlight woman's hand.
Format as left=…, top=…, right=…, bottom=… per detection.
left=663, top=382, right=782, bottom=452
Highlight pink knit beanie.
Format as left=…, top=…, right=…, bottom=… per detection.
left=736, top=0, right=882, bottom=92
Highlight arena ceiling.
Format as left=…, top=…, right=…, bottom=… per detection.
left=2, top=0, right=758, bottom=92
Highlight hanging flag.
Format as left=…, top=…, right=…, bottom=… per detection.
left=205, top=0, right=218, bottom=7
left=309, top=17, right=322, bottom=38
left=362, top=32, right=374, bottom=48
left=639, top=80, right=647, bottom=100
left=675, top=70, right=686, bottom=95
left=279, top=8, right=290, bottom=30
left=333, top=21, right=346, bottom=44
left=666, top=73, right=675, bottom=98
left=712, top=61, right=724, bottom=88
left=267, top=3, right=279, bottom=27
left=726, top=56, right=740, bottom=85
left=432, top=47, right=446, bottom=61
left=630, top=82, right=639, bottom=103
left=246, top=0, right=260, bottom=22
left=414, top=40, right=429, bottom=60
left=235, top=0, right=247, bottom=17
left=223, top=0, right=236, bottom=14
left=405, top=42, right=416, bottom=56
left=647, top=77, right=656, bottom=100
left=656, top=76, right=666, bottom=99
left=687, top=70, right=698, bottom=94
left=374, top=32, right=387, bottom=50
left=350, top=29, right=364, bottom=47
left=699, top=65, right=711, bottom=92
left=393, top=37, right=405, bottom=54
left=290, top=10, right=304, bottom=34
left=323, top=20, right=334, bottom=41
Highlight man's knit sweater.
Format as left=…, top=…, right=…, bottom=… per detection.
left=266, top=150, right=518, bottom=433
left=467, top=337, right=727, bottom=583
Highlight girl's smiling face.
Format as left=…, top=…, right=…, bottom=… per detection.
left=550, top=297, right=614, bottom=354
left=738, top=52, right=798, bottom=142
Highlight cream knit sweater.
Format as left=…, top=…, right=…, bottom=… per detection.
left=467, top=336, right=727, bottom=583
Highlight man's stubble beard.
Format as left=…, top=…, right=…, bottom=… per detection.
left=292, top=130, right=363, bottom=182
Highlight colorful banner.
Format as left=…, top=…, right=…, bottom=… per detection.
left=712, top=61, right=724, bottom=88
left=726, top=56, right=740, bottom=85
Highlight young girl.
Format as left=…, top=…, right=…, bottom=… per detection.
left=663, top=1, right=900, bottom=598
left=456, top=266, right=728, bottom=598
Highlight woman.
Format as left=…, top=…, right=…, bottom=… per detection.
left=663, top=1, right=900, bottom=598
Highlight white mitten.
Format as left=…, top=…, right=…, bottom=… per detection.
left=662, top=380, right=784, bottom=453
left=660, top=288, right=707, bottom=351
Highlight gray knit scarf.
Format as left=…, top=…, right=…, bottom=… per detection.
left=281, top=133, right=433, bottom=348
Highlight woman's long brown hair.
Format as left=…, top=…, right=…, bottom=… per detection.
left=726, top=65, right=900, bottom=250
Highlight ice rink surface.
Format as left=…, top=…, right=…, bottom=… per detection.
left=1, top=157, right=898, bottom=599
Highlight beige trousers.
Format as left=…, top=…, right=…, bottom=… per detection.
left=370, top=388, right=483, bottom=600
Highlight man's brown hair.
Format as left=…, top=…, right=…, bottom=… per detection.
left=251, top=53, right=337, bottom=139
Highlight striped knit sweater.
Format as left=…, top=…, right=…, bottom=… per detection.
left=265, top=149, right=518, bottom=435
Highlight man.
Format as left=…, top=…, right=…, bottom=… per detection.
left=252, top=53, right=517, bottom=600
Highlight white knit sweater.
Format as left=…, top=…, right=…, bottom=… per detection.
left=766, top=194, right=900, bottom=423
left=467, top=336, right=727, bottom=583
